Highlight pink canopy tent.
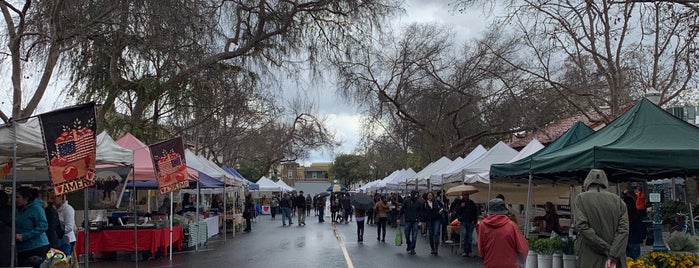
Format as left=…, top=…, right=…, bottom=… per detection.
left=115, top=133, right=197, bottom=181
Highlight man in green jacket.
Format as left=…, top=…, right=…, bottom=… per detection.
left=574, top=169, right=629, bottom=268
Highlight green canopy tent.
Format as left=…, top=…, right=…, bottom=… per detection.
left=491, top=98, right=699, bottom=237
left=520, top=98, right=699, bottom=181
left=490, top=121, right=594, bottom=178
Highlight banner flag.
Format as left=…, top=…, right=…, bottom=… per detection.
left=149, top=137, right=189, bottom=194
left=39, top=102, right=97, bottom=195
left=0, top=160, right=12, bottom=179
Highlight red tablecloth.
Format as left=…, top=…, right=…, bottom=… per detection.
left=76, top=226, right=183, bottom=260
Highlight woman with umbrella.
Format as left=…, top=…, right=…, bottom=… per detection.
left=351, top=192, right=374, bottom=243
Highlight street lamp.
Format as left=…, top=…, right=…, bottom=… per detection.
left=650, top=184, right=668, bottom=252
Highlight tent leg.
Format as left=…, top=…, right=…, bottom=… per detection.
left=169, top=191, right=173, bottom=262
left=84, top=187, right=90, bottom=268
left=524, top=173, right=533, bottom=238
left=223, top=188, right=227, bottom=243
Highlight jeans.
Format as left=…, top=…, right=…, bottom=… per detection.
left=377, top=217, right=387, bottom=240
left=357, top=220, right=365, bottom=238
left=318, top=207, right=325, bottom=222
left=460, top=222, right=474, bottom=254
left=281, top=207, right=293, bottom=225
left=427, top=220, right=441, bottom=251
left=404, top=221, right=419, bottom=251
left=343, top=208, right=352, bottom=222
left=627, top=243, right=641, bottom=259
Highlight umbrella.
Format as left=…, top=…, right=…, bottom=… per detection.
left=351, top=194, right=375, bottom=210
left=314, top=192, right=330, bottom=198
left=445, top=184, right=479, bottom=196
left=326, top=184, right=347, bottom=192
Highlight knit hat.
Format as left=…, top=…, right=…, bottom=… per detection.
left=488, top=198, right=508, bottom=215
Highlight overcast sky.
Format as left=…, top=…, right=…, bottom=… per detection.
left=302, top=0, right=496, bottom=164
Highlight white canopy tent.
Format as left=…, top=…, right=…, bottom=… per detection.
left=459, top=141, right=518, bottom=184
left=430, top=145, right=487, bottom=185
left=404, top=156, right=452, bottom=187
left=506, top=139, right=544, bottom=164
left=370, top=169, right=403, bottom=191
left=385, top=168, right=417, bottom=190
left=276, top=179, right=295, bottom=192
left=256, top=176, right=282, bottom=191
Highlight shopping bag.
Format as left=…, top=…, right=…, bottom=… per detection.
left=395, top=227, right=403, bottom=246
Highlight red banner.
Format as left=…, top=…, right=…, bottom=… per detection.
left=149, top=137, right=189, bottom=194
left=39, top=102, right=97, bottom=195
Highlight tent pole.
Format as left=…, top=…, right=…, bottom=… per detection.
left=10, top=142, right=16, bottom=267
left=84, top=187, right=90, bottom=268
left=524, top=173, right=533, bottom=238
left=169, top=190, right=173, bottom=262
left=132, top=165, right=138, bottom=268
left=671, top=177, right=677, bottom=201
left=195, top=179, right=200, bottom=252
left=223, top=186, right=227, bottom=243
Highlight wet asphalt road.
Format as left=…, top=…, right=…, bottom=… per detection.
left=80, top=212, right=485, bottom=268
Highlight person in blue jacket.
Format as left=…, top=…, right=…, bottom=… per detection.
left=15, top=186, right=49, bottom=268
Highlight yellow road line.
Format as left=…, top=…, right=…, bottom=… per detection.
left=332, top=222, right=355, bottom=268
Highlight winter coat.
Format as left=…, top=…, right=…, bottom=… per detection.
left=15, top=199, right=49, bottom=253
left=455, top=198, right=479, bottom=225
left=374, top=200, right=390, bottom=218
left=478, top=214, right=528, bottom=268
left=44, top=204, right=61, bottom=249
left=421, top=200, right=443, bottom=222
left=0, top=205, right=12, bottom=267
left=574, top=169, right=629, bottom=268
left=400, top=197, right=423, bottom=222
left=294, top=195, right=306, bottom=210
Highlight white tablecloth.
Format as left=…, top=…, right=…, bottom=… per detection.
left=204, top=215, right=219, bottom=238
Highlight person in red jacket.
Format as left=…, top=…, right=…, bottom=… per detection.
left=478, top=198, right=529, bottom=268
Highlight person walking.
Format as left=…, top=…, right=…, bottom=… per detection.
left=478, top=198, right=529, bottom=268
left=455, top=191, right=479, bottom=258
left=423, top=191, right=444, bottom=255
left=574, top=169, right=629, bottom=268
left=243, top=193, right=254, bottom=232
left=399, top=190, right=422, bottom=255
left=305, top=194, right=313, bottom=217
left=341, top=193, right=352, bottom=224
left=270, top=194, right=280, bottom=220
left=355, top=208, right=366, bottom=243
left=295, top=191, right=307, bottom=226
left=15, top=186, right=49, bottom=268
left=374, top=195, right=390, bottom=242
left=53, top=194, right=76, bottom=256
left=280, top=193, right=293, bottom=226
left=623, top=189, right=645, bottom=259
left=316, top=196, right=326, bottom=223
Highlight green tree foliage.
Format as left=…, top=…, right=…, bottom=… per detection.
left=330, top=154, right=370, bottom=189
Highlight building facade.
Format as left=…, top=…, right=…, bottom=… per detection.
left=280, top=161, right=332, bottom=186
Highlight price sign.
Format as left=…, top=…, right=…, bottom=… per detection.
left=649, top=193, right=661, bottom=203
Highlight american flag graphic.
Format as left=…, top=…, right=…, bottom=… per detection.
left=56, top=134, right=96, bottom=162
left=157, top=155, right=181, bottom=175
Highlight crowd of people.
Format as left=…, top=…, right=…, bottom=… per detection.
left=0, top=186, right=76, bottom=268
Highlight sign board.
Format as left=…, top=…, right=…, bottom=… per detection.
left=649, top=193, right=661, bottom=203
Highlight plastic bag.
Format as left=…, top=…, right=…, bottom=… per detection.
left=395, top=227, right=403, bottom=246
left=472, top=228, right=478, bottom=244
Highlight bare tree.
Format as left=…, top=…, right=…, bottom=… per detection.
left=455, top=0, right=699, bottom=120
left=337, top=22, right=546, bottom=165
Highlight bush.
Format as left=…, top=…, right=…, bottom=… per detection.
left=660, top=201, right=687, bottom=224
left=667, top=231, right=699, bottom=252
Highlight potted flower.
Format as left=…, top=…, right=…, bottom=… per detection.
left=527, top=236, right=540, bottom=268
left=535, top=238, right=556, bottom=268
left=550, top=237, right=565, bottom=268
left=561, top=237, right=576, bottom=268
